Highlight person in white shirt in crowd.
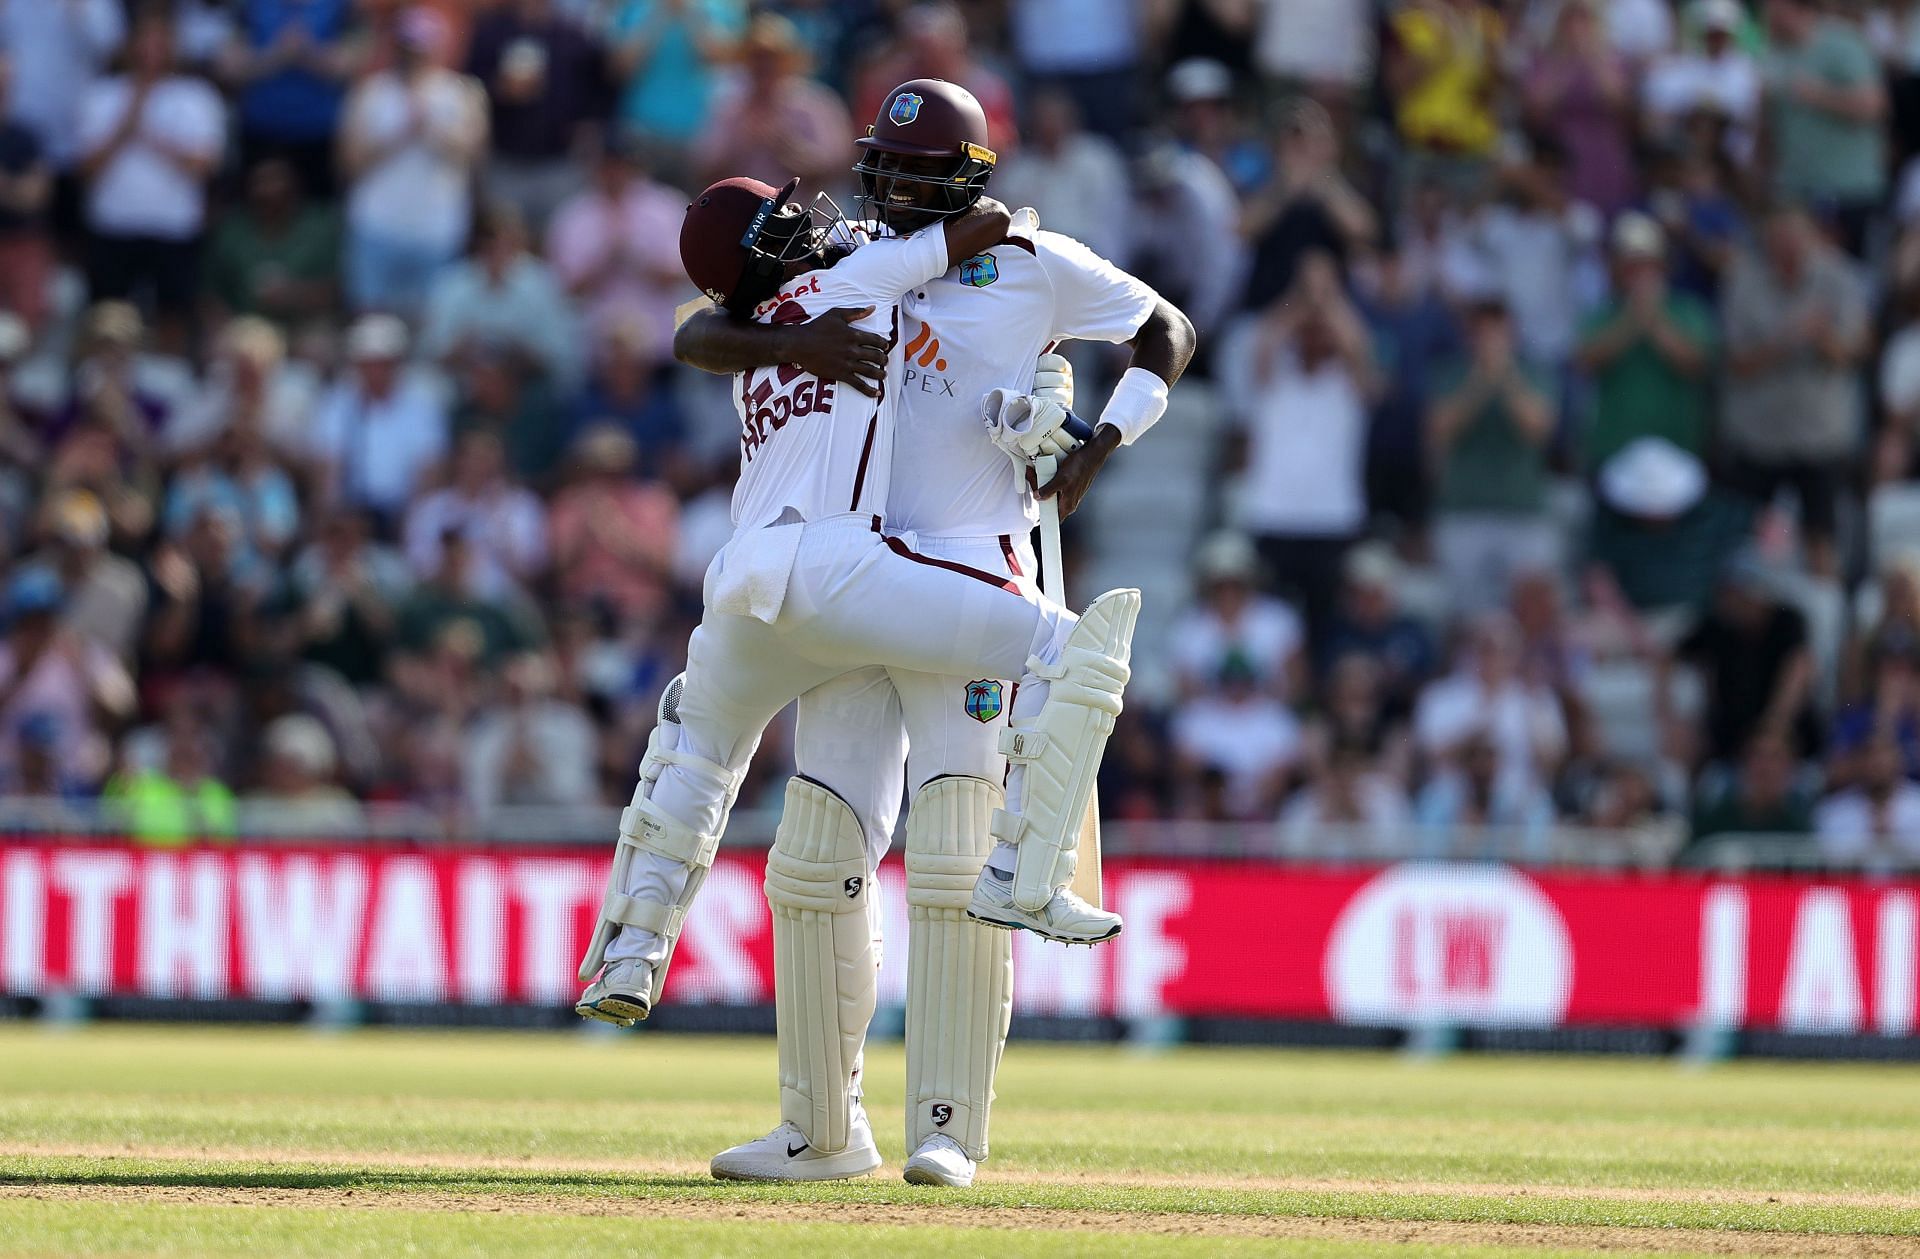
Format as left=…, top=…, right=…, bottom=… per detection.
left=1220, top=250, right=1378, bottom=647
left=1007, top=0, right=1142, bottom=140
left=1642, top=0, right=1760, bottom=158
left=1169, top=530, right=1304, bottom=701
left=1252, top=0, right=1374, bottom=118
left=1814, top=733, right=1920, bottom=866
left=989, top=89, right=1128, bottom=266
left=1280, top=736, right=1411, bottom=853
left=421, top=203, right=581, bottom=390
left=1413, top=727, right=1557, bottom=858
left=1415, top=611, right=1568, bottom=802
left=0, top=564, right=135, bottom=791
left=403, top=429, right=547, bottom=601
left=28, top=488, right=146, bottom=662
left=545, top=135, right=689, bottom=361
left=337, top=5, right=487, bottom=319
left=308, top=315, right=449, bottom=532
left=463, top=650, right=599, bottom=815
left=240, top=712, right=364, bottom=836
left=0, top=0, right=125, bottom=173
left=164, top=316, right=320, bottom=462
left=76, top=6, right=225, bottom=352
left=1173, top=653, right=1302, bottom=820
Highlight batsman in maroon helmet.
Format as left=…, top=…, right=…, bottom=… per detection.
left=677, top=77, right=1195, bottom=1190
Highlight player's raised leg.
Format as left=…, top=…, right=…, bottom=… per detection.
left=969, top=588, right=1140, bottom=943
left=710, top=778, right=882, bottom=1181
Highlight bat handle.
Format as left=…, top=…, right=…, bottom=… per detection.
left=1035, top=454, right=1065, bottom=606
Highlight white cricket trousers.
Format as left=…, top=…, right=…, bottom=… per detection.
left=607, top=512, right=1075, bottom=968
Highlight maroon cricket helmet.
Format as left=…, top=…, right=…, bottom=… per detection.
left=853, top=78, right=997, bottom=229
left=680, top=175, right=819, bottom=313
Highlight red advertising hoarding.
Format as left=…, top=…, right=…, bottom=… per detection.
left=2, top=841, right=1915, bottom=1034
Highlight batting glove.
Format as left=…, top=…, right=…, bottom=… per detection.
left=1033, top=352, right=1074, bottom=412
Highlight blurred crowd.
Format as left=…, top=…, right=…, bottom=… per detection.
left=3, top=0, right=1920, bottom=866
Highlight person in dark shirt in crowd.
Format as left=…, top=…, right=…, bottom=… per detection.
left=1322, top=541, right=1437, bottom=716
left=466, top=0, right=606, bottom=232
left=1671, top=557, right=1819, bottom=767
left=0, top=49, right=53, bottom=333
left=220, top=0, right=359, bottom=196
left=1691, top=730, right=1816, bottom=844
left=203, top=157, right=340, bottom=331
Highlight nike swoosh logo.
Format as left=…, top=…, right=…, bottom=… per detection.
left=787, top=1142, right=808, bottom=1158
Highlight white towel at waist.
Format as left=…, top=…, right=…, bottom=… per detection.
left=708, top=519, right=805, bottom=623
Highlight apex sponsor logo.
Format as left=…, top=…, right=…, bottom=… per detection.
left=902, top=319, right=957, bottom=396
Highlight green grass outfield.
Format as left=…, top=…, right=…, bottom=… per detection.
left=3, top=1024, right=1920, bottom=1257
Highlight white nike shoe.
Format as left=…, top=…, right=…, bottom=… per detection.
left=709, top=1108, right=882, bottom=1182
left=967, top=869, right=1122, bottom=944
left=902, top=1133, right=976, bottom=1188
left=574, top=958, right=653, bottom=1026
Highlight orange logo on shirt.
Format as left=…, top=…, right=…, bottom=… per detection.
left=902, top=319, right=948, bottom=372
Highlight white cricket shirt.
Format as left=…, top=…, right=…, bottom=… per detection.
left=885, top=210, right=1160, bottom=539
left=729, top=225, right=950, bottom=532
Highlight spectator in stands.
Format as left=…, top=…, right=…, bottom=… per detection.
left=465, top=0, right=605, bottom=231
left=162, top=401, right=302, bottom=573
left=991, top=89, right=1128, bottom=267
left=1008, top=0, right=1143, bottom=142
left=1127, top=139, right=1243, bottom=343
left=1670, top=557, right=1819, bottom=766
left=1168, top=530, right=1304, bottom=701
left=242, top=711, right=363, bottom=834
left=202, top=158, right=340, bottom=333
left=1428, top=295, right=1559, bottom=612
left=1575, top=213, right=1716, bottom=468
left=395, top=529, right=542, bottom=668
left=1588, top=437, right=1748, bottom=614
left=567, top=318, right=686, bottom=478
left=1827, top=634, right=1920, bottom=789
left=166, top=316, right=318, bottom=462
left=1239, top=97, right=1376, bottom=306
left=338, top=6, right=487, bottom=318
left=608, top=0, right=745, bottom=159
left=453, top=348, right=566, bottom=486
left=1692, top=730, right=1817, bottom=843
left=1163, top=57, right=1268, bottom=196
left=0, top=50, right=54, bottom=334
left=1463, top=140, right=1601, bottom=386
left=1523, top=0, right=1637, bottom=216
left=696, top=12, right=853, bottom=196
left=219, top=0, right=358, bottom=193
left=309, top=315, right=449, bottom=531
left=403, top=430, right=547, bottom=602
left=31, top=488, right=145, bottom=660
left=1303, top=652, right=1411, bottom=787
left=422, top=203, right=579, bottom=389
left=145, top=500, right=273, bottom=680
left=0, top=0, right=125, bottom=174
left=856, top=3, right=1017, bottom=155
left=1876, top=281, right=1920, bottom=484
left=279, top=508, right=408, bottom=689
left=546, top=136, right=688, bottom=360
left=1356, top=241, right=1459, bottom=541
left=1323, top=542, right=1437, bottom=710
left=1171, top=654, right=1301, bottom=821
left=1280, top=736, right=1411, bottom=851
left=1222, top=252, right=1379, bottom=647
left=1383, top=0, right=1505, bottom=172
left=55, top=301, right=171, bottom=454
left=1253, top=0, right=1373, bottom=125
left=1815, top=733, right=1920, bottom=864
left=1642, top=0, right=1759, bottom=158
left=0, top=565, right=135, bottom=792
left=1413, top=729, right=1555, bottom=855
left=77, top=7, right=226, bottom=352
left=1415, top=613, right=1568, bottom=802
left=547, top=425, right=679, bottom=626
left=462, top=651, right=599, bottom=813
left=1647, top=113, right=1748, bottom=303
left=1720, top=203, right=1869, bottom=578
left=103, top=705, right=235, bottom=845
left=1765, top=0, right=1887, bottom=254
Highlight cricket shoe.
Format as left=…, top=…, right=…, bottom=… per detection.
left=967, top=868, right=1122, bottom=944
left=902, top=1133, right=975, bottom=1188
left=573, top=958, right=653, bottom=1026
left=710, top=1108, right=881, bottom=1182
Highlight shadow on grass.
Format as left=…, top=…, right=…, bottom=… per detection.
left=0, top=1167, right=719, bottom=1195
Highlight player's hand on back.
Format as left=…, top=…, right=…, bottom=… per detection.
left=784, top=306, right=888, bottom=397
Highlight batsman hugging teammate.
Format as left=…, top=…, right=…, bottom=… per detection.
left=578, top=78, right=1194, bottom=1189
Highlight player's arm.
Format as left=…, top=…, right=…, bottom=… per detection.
left=675, top=304, right=890, bottom=397
left=1041, top=297, right=1196, bottom=517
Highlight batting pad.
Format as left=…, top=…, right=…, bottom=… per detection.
left=995, top=588, right=1139, bottom=911
left=578, top=676, right=740, bottom=988
left=765, top=777, right=876, bottom=1154
left=905, top=775, right=1013, bottom=1161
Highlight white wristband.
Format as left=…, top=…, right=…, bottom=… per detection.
left=1097, top=366, right=1170, bottom=447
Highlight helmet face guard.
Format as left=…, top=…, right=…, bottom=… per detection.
left=725, top=183, right=825, bottom=313
left=853, top=139, right=996, bottom=231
